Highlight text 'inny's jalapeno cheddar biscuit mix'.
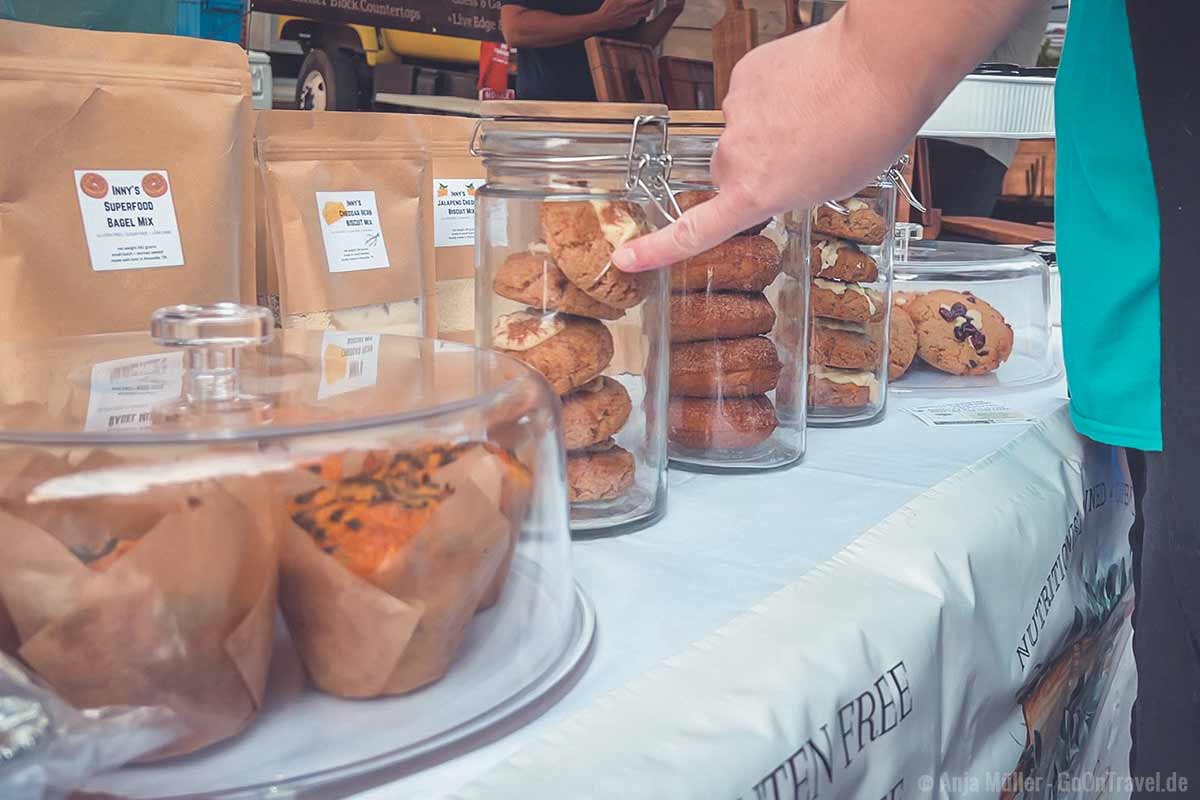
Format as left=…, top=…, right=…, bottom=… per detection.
left=256, top=111, right=433, bottom=339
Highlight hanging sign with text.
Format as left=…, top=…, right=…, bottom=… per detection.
left=250, top=0, right=502, bottom=42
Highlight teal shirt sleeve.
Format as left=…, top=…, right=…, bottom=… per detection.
left=1055, top=0, right=1163, bottom=451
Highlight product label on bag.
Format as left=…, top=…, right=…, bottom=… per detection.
left=84, top=352, right=185, bottom=432
left=318, top=331, right=381, bottom=399
left=315, top=191, right=391, bottom=272
left=433, top=178, right=479, bottom=247
left=73, top=169, right=184, bottom=271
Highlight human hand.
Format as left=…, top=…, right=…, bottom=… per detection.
left=612, top=23, right=904, bottom=272
left=611, top=0, right=1034, bottom=272
left=595, top=0, right=657, bottom=30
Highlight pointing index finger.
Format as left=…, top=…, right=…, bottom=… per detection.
left=612, top=190, right=763, bottom=273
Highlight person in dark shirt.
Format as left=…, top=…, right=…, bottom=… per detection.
left=500, top=0, right=684, bottom=101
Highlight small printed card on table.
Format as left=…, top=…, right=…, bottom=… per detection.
left=908, top=400, right=1036, bottom=427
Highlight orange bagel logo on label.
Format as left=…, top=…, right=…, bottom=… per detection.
left=141, top=172, right=169, bottom=198
left=79, top=172, right=109, bottom=199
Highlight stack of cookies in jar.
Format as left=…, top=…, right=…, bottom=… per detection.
left=667, top=190, right=786, bottom=457
left=491, top=199, right=651, bottom=505
left=807, top=199, right=889, bottom=415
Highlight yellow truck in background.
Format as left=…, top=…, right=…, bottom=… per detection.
left=248, top=1, right=502, bottom=110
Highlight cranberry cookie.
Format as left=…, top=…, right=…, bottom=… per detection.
left=670, top=235, right=782, bottom=293
left=668, top=395, right=778, bottom=450
left=561, top=377, right=632, bottom=451
left=669, top=292, right=776, bottom=343
left=811, top=238, right=879, bottom=284
left=888, top=303, right=918, bottom=380
left=493, top=249, right=624, bottom=321
left=906, top=290, right=1013, bottom=375
left=669, top=336, right=781, bottom=397
left=808, top=365, right=880, bottom=408
left=810, top=279, right=883, bottom=323
left=810, top=318, right=882, bottom=371
left=493, top=310, right=614, bottom=394
left=812, top=201, right=887, bottom=245
left=567, top=441, right=635, bottom=502
left=540, top=200, right=651, bottom=309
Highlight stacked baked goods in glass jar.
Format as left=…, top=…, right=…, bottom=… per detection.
left=474, top=102, right=671, bottom=537
left=665, top=112, right=808, bottom=471
left=806, top=183, right=898, bottom=426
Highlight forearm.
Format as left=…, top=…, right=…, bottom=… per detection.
left=632, top=7, right=682, bottom=46
left=500, top=7, right=605, bottom=49
left=725, top=0, right=1042, bottom=208
left=839, top=0, right=1042, bottom=144
left=614, top=0, right=1043, bottom=270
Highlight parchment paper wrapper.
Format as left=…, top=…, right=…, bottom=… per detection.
left=0, top=447, right=278, bottom=761
left=278, top=444, right=531, bottom=699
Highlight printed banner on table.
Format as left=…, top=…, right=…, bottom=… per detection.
left=454, top=409, right=1144, bottom=800
left=249, top=0, right=502, bottom=42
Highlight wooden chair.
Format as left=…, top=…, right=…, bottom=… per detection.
left=711, top=1, right=841, bottom=108
left=584, top=37, right=665, bottom=103
left=658, top=56, right=715, bottom=110
left=712, top=0, right=757, bottom=106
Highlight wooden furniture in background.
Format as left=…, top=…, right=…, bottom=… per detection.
left=895, top=142, right=916, bottom=224
left=783, top=0, right=805, bottom=33
left=584, top=37, right=665, bottom=103
left=941, top=216, right=1052, bottom=245
left=784, top=1, right=840, bottom=33
left=1000, top=140, right=1056, bottom=201
left=910, top=138, right=943, bottom=239
left=931, top=139, right=1054, bottom=244
left=712, top=0, right=757, bottom=105
left=658, top=56, right=716, bottom=109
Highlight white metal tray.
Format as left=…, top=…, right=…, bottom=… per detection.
left=919, top=74, right=1055, bottom=139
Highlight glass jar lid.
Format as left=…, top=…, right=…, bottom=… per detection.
left=472, top=100, right=675, bottom=216
left=896, top=239, right=1047, bottom=275
left=472, top=100, right=669, bottom=165
left=667, top=110, right=722, bottom=175
left=0, top=303, right=548, bottom=446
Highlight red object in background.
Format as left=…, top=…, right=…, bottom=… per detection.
left=478, top=41, right=511, bottom=93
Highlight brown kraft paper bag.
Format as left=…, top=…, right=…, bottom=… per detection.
left=256, top=111, right=432, bottom=337
left=422, top=117, right=486, bottom=342
left=0, top=20, right=254, bottom=341
left=0, top=446, right=278, bottom=760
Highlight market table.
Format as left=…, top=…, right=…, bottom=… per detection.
left=344, top=369, right=1137, bottom=800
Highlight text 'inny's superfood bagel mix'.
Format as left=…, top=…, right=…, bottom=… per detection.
left=0, top=20, right=255, bottom=341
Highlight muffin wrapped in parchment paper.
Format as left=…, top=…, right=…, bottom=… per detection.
left=277, top=440, right=532, bottom=699
left=0, top=446, right=278, bottom=761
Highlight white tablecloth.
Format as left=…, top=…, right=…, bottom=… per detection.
left=345, top=373, right=1138, bottom=800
